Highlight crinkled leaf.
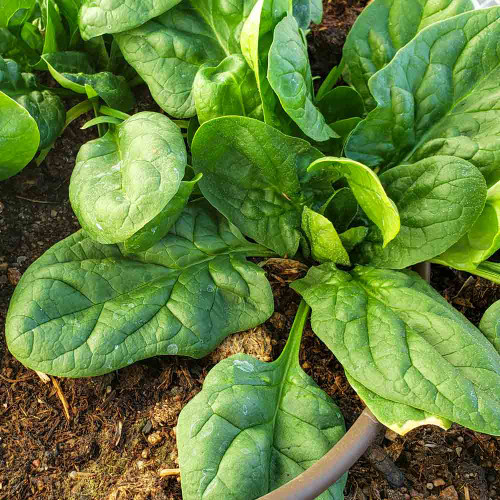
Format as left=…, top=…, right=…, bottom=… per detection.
left=0, top=56, right=65, bottom=148
left=339, top=226, right=368, bottom=252
left=70, top=111, right=187, bottom=245
left=292, top=263, right=500, bottom=436
left=193, top=54, right=262, bottom=124
left=480, top=300, right=500, bottom=354
left=308, top=157, right=400, bottom=247
left=343, top=0, right=473, bottom=111
left=115, top=0, right=256, bottom=118
left=346, top=372, right=452, bottom=436
left=192, top=116, right=323, bottom=256
left=302, top=206, right=350, bottom=265
left=121, top=174, right=202, bottom=254
left=240, top=0, right=292, bottom=132
left=6, top=202, right=274, bottom=377
left=0, top=90, right=39, bottom=180
left=268, top=15, right=336, bottom=142
left=79, top=0, right=182, bottom=40
left=346, top=7, right=500, bottom=189
left=43, top=51, right=135, bottom=111
left=177, top=300, right=346, bottom=500
left=353, top=156, right=486, bottom=268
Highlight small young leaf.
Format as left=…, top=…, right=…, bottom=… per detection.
left=43, top=52, right=135, bottom=112
left=480, top=301, right=500, bottom=354
left=6, top=202, right=274, bottom=377
left=339, top=226, right=368, bottom=252
left=70, top=112, right=187, bottom=245
left=193, top=55, right=262, bottom=124
left=308, top=157, right=400, bottom=246
left=292, top=263, right=500, bottom=436
left=177, top=300, right=346, bottom=499
left=302, top=206, right=350, bottom=265
left=268, top=15, right=336, bottom=142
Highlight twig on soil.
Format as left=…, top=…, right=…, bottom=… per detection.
left=464, top=485, right=471, bottom=500
left=51, top=377, right=71, bottom=421
left=0, top=373, right=32, bottom=383
left=36, top=371, right=51, bottom=384
left=15, top=196, right=60, bottom=204
left=365, top=444, right=405, bottom=488
left=158, top=468, right=180, bottom=478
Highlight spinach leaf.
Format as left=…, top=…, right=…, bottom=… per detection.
left=308, top=157, right=400, bottom=247
left=193, top=54, right=263, bottom=124
left=177, top=300, right=346, bottom=500
left=192, top=116, right=323, bottom=256
left=433, top=182, right=500, bottom=272
left=322, top=188, right=358, bottom=234
left=480, top=300, right=500, bottom=354
left=302, top=206, right=350, bottom=265
left=346, top=373, right=452, bottom=436
left=293, top=0, right=323, bottom=30
left=69, top=111, right=187, bottom=245
left=352, top=157, right=487, bottom=269
left=292, top=263, right=500, bottom=436
left=343, top=0, right=473, bottom=111
left=0, top=90, right=39, bottom=180
left=79, top=0, right=181, bottom=40
left=268, top=14, right=336, bottom=142
left=0, top=0, right=36, bottom=28
left=240, top=0, right=292, bottom=131
left=0, top=56, right=65, bottom=149
left=346, top=8, right=500, bottom=188
left=115, top=0, right=256, bottom=118
left=5, top=201, right=274, bottom=377
left=316, top=86, right=364, bottom=125
left=338, top=226, right=368, bottom=252
left=43, top=51, right=135, bottom=111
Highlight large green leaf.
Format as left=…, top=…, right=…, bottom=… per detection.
left=79, top=0, right=182, bottom=40
left=268, top=15, right=336, bottom=142
left=345, top=8, right=500, bottom=188
left=6, top=202, right=274, bottom=377
left=480, top=300, right=500, bottom=354
left=343, top=0, right=473, bottom=111
left=0, top=90, right=39, bottom=180
left=292, top=263, right=500, bottom=436
left=43, top=51, right=135, bottom=111
left=177, top=300, right=346, bottom=500
left=240, top=0, right=292, bottom=131
left=352, top=156, right=486, bottom=268
left=308, top=157, right=400, bottom=247
left=192, top=116, right=323, bottom=257
left=0, top=0, right=36, bottom=28
left=70, top=111, right=187, bottom=245
left=193, top=54, right=263, bottom=124
left=433, top=181, right=500, bottom=272
left=115, top=0, right=257, bottom=118
left=0, top=56, right=65, bottom=149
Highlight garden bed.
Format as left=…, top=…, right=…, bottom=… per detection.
left=1, top=1, right=500, bottom=499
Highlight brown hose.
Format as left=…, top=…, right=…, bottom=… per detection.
left=260, top=262, right=432, bottom=499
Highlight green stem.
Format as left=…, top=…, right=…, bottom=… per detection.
left=276, top=299, right=310, bottom=363
left=100, top=106, right=131, bottom=121
left=91, top=99, right=105, bottom=137
left=316, top=58, right=346, bottom=102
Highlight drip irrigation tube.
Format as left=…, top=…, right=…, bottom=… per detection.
left=260, top=262, right=432, bottom=500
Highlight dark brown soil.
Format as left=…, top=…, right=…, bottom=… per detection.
left=1, top=3, right=499, bottom=500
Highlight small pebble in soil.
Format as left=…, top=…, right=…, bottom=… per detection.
left=142, top=420, right=153, bottom=434
left=433, top=479, right=445, bottom=487
left=440, top=485, right=458, bottom=500
left=426, top=482, right=434, bottom=490
left=455, top=446, right=462, bottom=456
left=141, top=449, right=150, bottom=459
left=147, top=431, right=163, bottom=446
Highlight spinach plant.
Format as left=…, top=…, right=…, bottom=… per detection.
left=5, top=0, right=500, bottom=499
